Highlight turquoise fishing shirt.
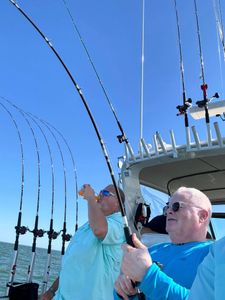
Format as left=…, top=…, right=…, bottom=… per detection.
left=55, top=212, right=125, bottom=300
left=114, top=240, right=212, bottom=300
left=188, top=236, right=225, bottom=300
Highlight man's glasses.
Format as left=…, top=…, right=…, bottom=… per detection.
left=163, top=201, right=203, bottom=216
left=163, top=202, right=184, bottom=216
left=99, top=189, right=115, bottom=197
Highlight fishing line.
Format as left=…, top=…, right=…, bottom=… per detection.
left=173, top=0, right=192, bottom=147
left=61, top=0, right=133, bottom=150
left=0, top=100, right=26, bottom=293
left=9, top=0, right=134, bottom=248
left=4, top=98, right=44, bottom=283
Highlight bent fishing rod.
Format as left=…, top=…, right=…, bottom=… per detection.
left=34, top=117, right=72, bottom=257
left=0, top=100, right=26, bottom=294
left=61, top=0, right=134, bottom=158
left=41, top=118, right=79, bottom=233
left=29, top=113, right=79, bottom=234
left=9, top=0, right=134, bottom=246
left=7, top=101, right=72, bottom=292
left=173, top=0, right=192, bottom=148
left=5, top=99, right=44, bottom=283
left=25, top=112, right=58, bottom=294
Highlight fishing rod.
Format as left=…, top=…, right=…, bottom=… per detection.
left=25, top=112, right=59, bottom=294
left=61, top=0, right=134, bottom=159
left=4, top=99, right=44, bottom=283
left=173, top=0, right=192, bottom=149
left=43, top=119, right=79, bottom=233
left=33, top=117, right=72, bottom=257
left=5, top=100, right=71, bottom=292
left=0, top=100, right=26, bottom=294
left=193, top=0, right=220, bottom=146
left=9, top=0, right=134, bottom=249
left=62, top=0, right=137, bottom=224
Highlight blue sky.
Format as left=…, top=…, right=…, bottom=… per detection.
left=0, top=0, right=224, bottom=250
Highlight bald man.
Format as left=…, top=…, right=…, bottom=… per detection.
left=114, top=187, right=212, bottom=300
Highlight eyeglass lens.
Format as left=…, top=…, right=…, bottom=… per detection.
left=164, top=202, right=181, bottom=215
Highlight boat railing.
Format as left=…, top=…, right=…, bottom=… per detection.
left=123, top=121, right=225, bottom=163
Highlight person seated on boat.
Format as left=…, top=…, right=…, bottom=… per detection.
left=188, top=234, right=225, bottom=300
left=114, top=186, right=213, bottom=300
left=141, top=214, right=171, bottom=247
left=41, top=183, right=126, bottom=300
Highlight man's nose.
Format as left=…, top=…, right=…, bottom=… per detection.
left=167, top=207, right=174, bottom=215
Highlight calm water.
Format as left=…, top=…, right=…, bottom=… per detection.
left=0, top=241, right=61, bottom=297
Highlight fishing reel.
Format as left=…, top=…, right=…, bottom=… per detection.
left=47, top=230, right=59, bottom=240
left=134, top=203, right=151, bottom=231
left=28, top=228, right=46, bottom=237
left=61, top=232, right=72, bottom=242
left=196, top=92, right=219, bottom=108
left=117, top=134, right=128, bottom=144
left=15, top=225, right=28, bottom=235
left=176, top=98, right=192, bottom=116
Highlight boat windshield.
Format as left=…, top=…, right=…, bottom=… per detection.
left=140, top=185, right=168, bottom=219
left=211, top=204, right=225, bottom=240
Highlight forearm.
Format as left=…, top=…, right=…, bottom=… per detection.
left=40, top=278, right=59, bottom=300
left=88, top=198, right=107, bottom=238
left=139, top=264, right=189, bottom=300
left=50, top=277, right=59, bottom=295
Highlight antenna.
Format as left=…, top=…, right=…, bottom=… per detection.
left=139, top=0, right=145, bottom=145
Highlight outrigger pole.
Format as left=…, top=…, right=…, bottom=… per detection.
left=0, top=100, right=26, bottom=294
left=9, top=0, right=134, bottom=247
left=173, top=0, right=192, bottom=149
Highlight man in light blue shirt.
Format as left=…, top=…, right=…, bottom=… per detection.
left=41, top=183, right=125, bottom=300
left=188, top=236, right=225, bottom=300
left=114, top=187, right=213, bottom=300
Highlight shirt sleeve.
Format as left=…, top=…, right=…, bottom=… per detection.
left=139, top=263, right=189, bottom=300
left=188, top=246, right=214, bottom=300
left=102, top=213, right=124, bottom=245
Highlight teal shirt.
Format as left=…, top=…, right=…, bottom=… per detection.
left=55, top=212, right=125, bottom=300
left=189, top=237, right=225, bottom=300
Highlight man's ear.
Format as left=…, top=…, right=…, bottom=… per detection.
left=199, top=209, right=209, bottom=222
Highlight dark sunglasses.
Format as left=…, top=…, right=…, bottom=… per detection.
left=99, top=189, right=115, bottom=197
left=163, top=202, right=184, bottom=216
left=163, top=201, right=203, bottom=216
